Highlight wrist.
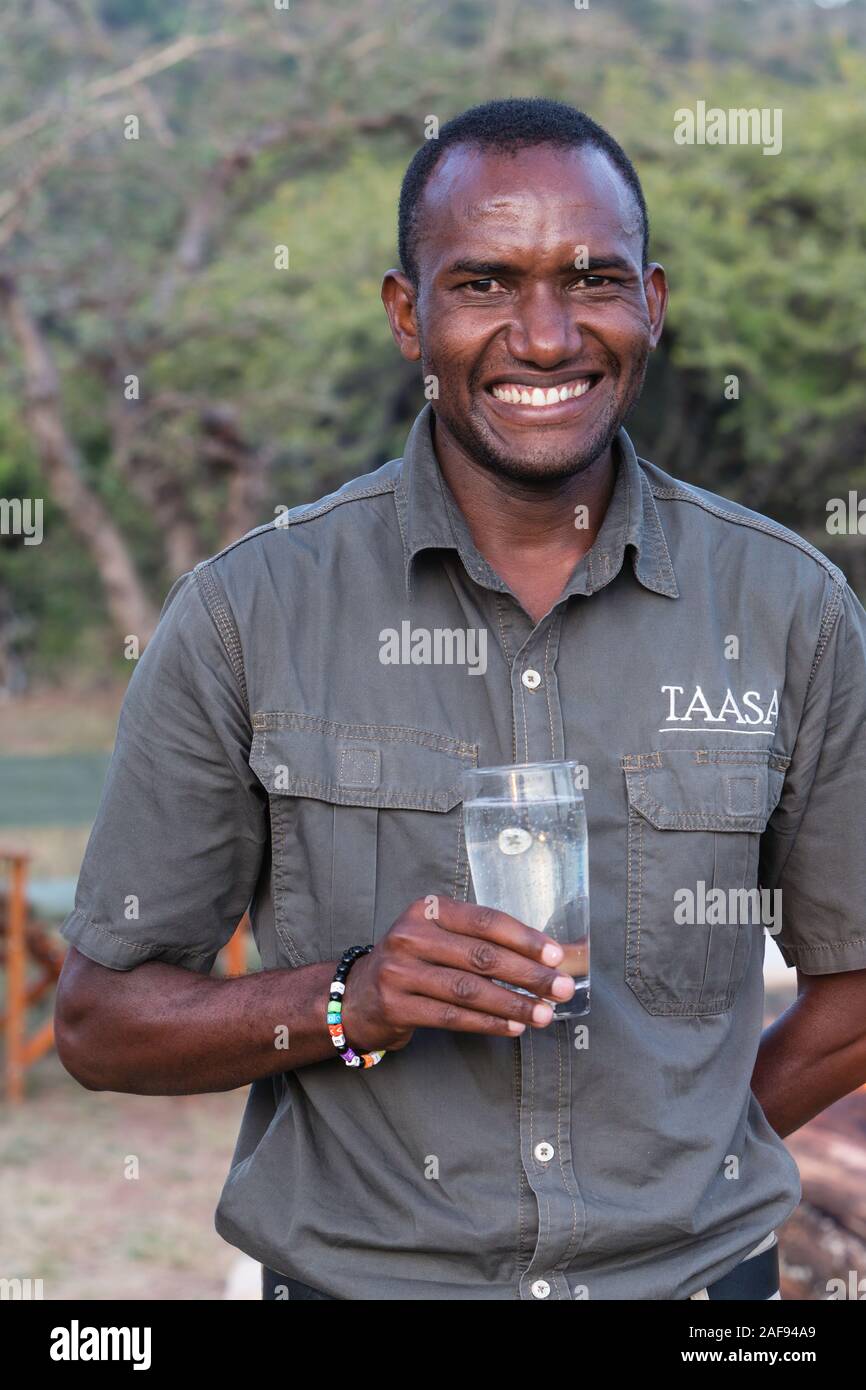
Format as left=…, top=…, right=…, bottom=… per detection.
left=326, top=946, right=387, bottom=1069
left=337, top=955, right=378, bottom=1052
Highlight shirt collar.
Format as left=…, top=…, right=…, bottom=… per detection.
left=394, top=401, right=679, bottom=602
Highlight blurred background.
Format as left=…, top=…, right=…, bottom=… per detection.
left=1, top=0, right=865, bottom=1300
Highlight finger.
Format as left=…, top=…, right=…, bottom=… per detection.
left=408, top=922, right=575, bottom=1001
left=431, top=898, right=567, bottom=968
left=400, top=960, right=559, bottom=1028
left=397, top=990, right=534, bottom=1038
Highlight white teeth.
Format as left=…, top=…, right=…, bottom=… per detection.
left=490, top=378, right=595, bottom=407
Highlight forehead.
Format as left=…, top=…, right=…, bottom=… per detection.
left=417, top=142, right=642, bottom=270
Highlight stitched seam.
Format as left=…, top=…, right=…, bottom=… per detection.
left=494, top=594, right=514, bottom=665
left=621, top=751, right=663, bottom=770
left=190, top=472, right=400, bottom=581
left=693, top=749, right=790, bottom=770
left=518, top=671, right=529, bottom=762
left=252, top=711, right=476, bottom=758
left=269, top=798, right=305, bottom=967
left=258, top=777, right=459, bottom=811
left=452, top=801, right=469, bottom=901
left=637, top=467, right=678, bottom=595
left=527, top=1026, right=535, bottom=1278
left=629, top=801, right=766, bottom=830
left=337, top=746, right=378, bottom=789
left=556, top=1027, right=581, bottom=1275
left=636, top=789, right=644, bottom=986
left=513, top=1042, right=526, bottom=1273
left=194, top=566, right=249, bottom=713
left=65, top=911, right=214, bottom=961
left=807, top=578, right=844, bottom=694
left=724, top=774, right=759, bottom=816
left=494, top=597, right=518, bottom=764
left=543, top=623, right=555, bottom=756
left=649, top=483, right=845, bottom=582
left=783, top=937, right=866, bottom=953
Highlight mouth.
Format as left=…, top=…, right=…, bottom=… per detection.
left=483, top=373, right=603, bottom=423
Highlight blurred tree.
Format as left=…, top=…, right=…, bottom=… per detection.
left=0, top=0, right=864, bottom=681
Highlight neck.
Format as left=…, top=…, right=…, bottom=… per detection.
left=432, top=414, right=617, bottom=569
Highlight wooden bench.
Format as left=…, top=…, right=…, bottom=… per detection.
left=0, top=846, right=249, bottom=1102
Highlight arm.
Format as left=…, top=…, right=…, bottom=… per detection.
left=750, top=966, right=866, bottom=1138
left=55, top=946, right=339, bottom=1094
left=55, top=898, right=576, bottom=1095
left=754, top=583, right=866, bottom=1137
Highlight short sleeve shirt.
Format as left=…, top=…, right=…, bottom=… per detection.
left=61, top=403, right=866, bottom=1299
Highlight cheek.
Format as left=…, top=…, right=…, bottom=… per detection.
left=424, top=326, right=478, bottom=382
left=584, top=307, right=650, bottom=375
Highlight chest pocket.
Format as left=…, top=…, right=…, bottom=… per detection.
left=622, top=748, right=789, bottom=1017
left=249, top=712, right=478, bottom=965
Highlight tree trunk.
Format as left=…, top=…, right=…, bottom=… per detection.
left=0, top=275, right=159, bottom=646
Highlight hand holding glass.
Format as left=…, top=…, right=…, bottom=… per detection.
left=461, top=760, right=590, bottom=1021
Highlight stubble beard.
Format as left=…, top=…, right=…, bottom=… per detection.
left=426, top=343, right=650, bottom=486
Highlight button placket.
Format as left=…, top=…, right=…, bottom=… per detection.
left=518, top=1021, right=586, bottom=1299
left=509, top=610, right=585, bottom=1300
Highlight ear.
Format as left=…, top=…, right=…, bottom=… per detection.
left=643, top=263, right=669, bottom=349
left=381, top=269, right=422, bottom=362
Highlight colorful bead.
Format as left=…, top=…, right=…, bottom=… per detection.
left=326, top=944, right=386, bottom=1071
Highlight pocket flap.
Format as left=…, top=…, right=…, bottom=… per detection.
left=622, top=748, right=789, bottom=833
left=250, top=711, right=477, bottom=811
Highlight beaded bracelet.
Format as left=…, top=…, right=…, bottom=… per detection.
left=327, top=944, right=387, bottom=1069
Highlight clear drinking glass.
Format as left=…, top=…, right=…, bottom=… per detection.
left=461, top=760, right=589, bottom=1021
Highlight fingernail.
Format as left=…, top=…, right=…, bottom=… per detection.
left=551, top=975, right=576, bottom=999
left=541, top=943, right=563, bottom=966
left=532, top=1002, right=554, bottom=1025
left=507, top=1020, right=526, bottom=1034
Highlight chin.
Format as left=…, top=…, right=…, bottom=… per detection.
left=485, top=452, right=596, bottom=484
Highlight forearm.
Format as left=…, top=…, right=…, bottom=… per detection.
left=56, top=951, right=341, bottom=1095
left=751, top=982, right=866, bottom=1138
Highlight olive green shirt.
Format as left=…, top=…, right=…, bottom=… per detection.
left=62, top=403, right=866, bottom=1299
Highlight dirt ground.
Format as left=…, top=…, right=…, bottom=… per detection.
left=0, top=1051, right=250, bottom=1300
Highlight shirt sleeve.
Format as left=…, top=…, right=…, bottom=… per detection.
left=60, top=567, right=267, bottom=973
left=762, top=579, right=866, bottom=974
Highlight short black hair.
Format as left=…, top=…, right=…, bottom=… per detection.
left=397, top=97, right=649, bottom=287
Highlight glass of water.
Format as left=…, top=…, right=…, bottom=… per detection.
left=461, top=760, right=589, bottom=1020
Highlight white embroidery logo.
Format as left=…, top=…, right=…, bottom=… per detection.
left=660, top=684, right=779, bottom=732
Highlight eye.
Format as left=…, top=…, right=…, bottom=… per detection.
left=464, top=278, right=501, bottom=293
left=572, top=275, right=612, bottom=289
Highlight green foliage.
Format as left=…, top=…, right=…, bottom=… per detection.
left=1, top=0, right=865, bottom=679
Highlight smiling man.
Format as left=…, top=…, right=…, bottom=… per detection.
left=55, top=98, right=866, bottom=1302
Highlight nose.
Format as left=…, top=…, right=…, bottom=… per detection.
left=506, top=284, right=584, bottom=367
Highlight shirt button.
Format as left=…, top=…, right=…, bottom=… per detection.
left=531, top=1279, right=551, bottom=1299
left=534, top=1141, right=555, bottom=1163
left=521, top=669, right=542, bottom=691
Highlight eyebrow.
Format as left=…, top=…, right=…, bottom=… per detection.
left=443, top=254, right=636, bottom=278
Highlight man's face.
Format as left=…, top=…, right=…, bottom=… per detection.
left=383, top=142, right=667, bottom=482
